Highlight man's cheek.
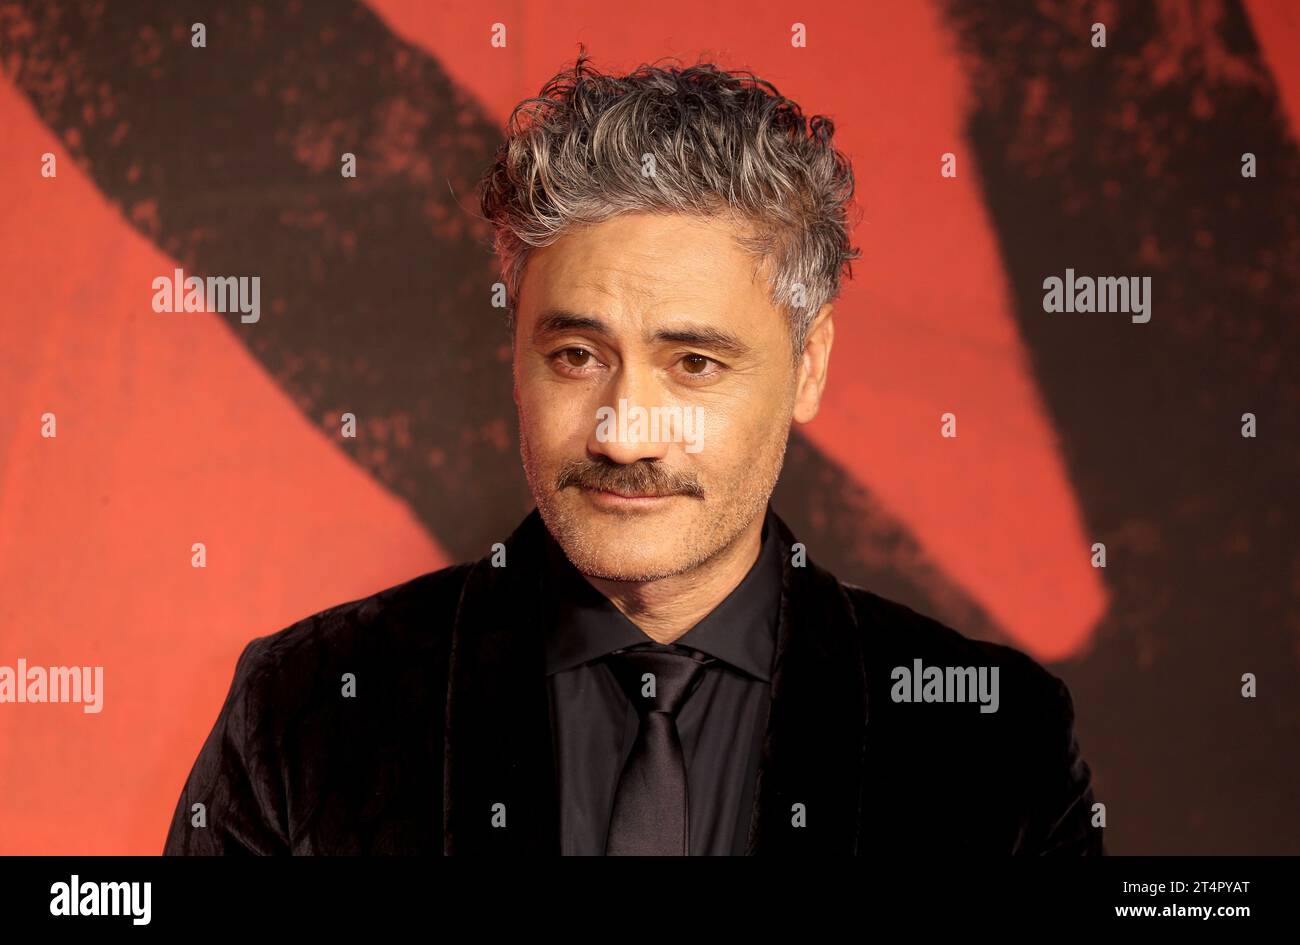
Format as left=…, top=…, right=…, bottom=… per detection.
left=698, top=402, right=751, bottom=460
left=520, top=387, right=573, bottom=436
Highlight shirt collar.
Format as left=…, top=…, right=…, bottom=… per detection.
left=542, top=506, right=783, bottom=681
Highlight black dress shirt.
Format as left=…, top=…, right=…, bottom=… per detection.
left=541, top=507, right=783, bottom=856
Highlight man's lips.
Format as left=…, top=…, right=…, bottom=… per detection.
left=577, top=486, right=679, bottom=503
left=582, top=486, right=668, bottom=498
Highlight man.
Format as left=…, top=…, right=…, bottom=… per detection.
left=164, top=55, right=1103, bottom=856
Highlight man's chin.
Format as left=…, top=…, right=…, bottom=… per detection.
left=559, top=527, right=686, bottom=579
left=563, top=544, right=691, bottom=583
left=542, top=493, right=702, bottom=582
left=563, top=527, right=692, bottom=582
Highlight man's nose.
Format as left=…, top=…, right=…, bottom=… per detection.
left=586, top=365, right=673, bottom=465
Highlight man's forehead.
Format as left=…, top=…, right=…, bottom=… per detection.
left=519, top=216, right=777, bottom=334
left=538, top=217, right=736, bottom=276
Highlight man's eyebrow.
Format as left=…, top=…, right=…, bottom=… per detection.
left=532, top=310, right=752, bottom=359
left=533, top=310, right=610, bottom=339
left=650, top=324, right=751, bottom=358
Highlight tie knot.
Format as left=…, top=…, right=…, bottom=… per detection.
left=604, top=645, right=713, bottom=718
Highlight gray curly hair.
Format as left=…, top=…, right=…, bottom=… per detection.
left=479, top=52, right=860, bottom=356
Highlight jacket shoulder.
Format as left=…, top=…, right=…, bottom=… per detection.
left=244, top=561, right=474, bottom=670
left=230, top=561, right=476, bottom=731
left=164, top=562, right=474, bottom=854
left=840, top=581, right=1068, bottom=707
left=838, top=582, right=1101, bottom=853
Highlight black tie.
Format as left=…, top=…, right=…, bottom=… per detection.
left=603, top=644, right=714, bottom=855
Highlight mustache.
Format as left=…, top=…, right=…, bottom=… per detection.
left=556, top=458, right=705, bottom=498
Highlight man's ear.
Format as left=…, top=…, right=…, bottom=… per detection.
left=792, top=303, right=834, bottom=424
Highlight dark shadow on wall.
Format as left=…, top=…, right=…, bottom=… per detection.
left=941, top=0, right=1300, bottom=853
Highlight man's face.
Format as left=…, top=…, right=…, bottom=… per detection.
left=513, top=211, right=827, bottom=582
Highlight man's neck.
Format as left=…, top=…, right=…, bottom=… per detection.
left=584, top=515, right=766, bottom=644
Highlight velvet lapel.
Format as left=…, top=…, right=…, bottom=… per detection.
left=442, top=509, right=869, bottom=855
left=443, top=510, right=559, bottom=854
left=745, top=513, right=869, bottom=854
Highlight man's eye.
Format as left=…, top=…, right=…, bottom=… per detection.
left=679, top=354, right=718, bottom=376
left=558, top=348, right=594, bottom=368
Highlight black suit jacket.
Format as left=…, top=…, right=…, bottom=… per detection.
left=163, top=508, right=1104, bottom=855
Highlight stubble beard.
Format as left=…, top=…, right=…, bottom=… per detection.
left=519, top=423, right=790, bottom=585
